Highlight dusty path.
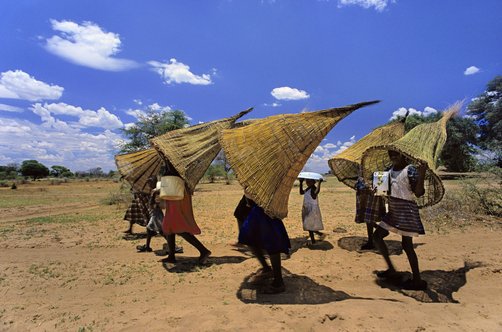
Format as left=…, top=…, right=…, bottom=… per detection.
left=1, top=227, right=501, bottom=331
left=0, top=203, right=102, bottom=223
left=1, top=180, right=501, bottom=331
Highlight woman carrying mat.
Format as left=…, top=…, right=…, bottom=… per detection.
left=372, top=150, right=427, bottom=290
left=161, top=187, right=211, bottom=265
left=239, top=199, right=291, bottom=294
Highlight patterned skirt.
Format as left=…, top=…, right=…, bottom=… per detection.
left=379, top=196, right=425, bottom=237
left=355, top=190, right=386, bottom=224
left=239, top=206, right=291, bottom=255
left=123, top=192, right=150, bottom=227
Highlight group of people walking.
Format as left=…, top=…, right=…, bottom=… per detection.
left=123, top=149, right=428, bottom=294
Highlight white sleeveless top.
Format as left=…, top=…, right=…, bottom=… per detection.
left=389, top=165, right=415, bottom=201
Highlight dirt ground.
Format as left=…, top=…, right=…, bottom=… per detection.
left=0, top=178, right=501, bottom=331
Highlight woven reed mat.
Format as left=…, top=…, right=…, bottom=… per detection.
left=329, top=119, right=406, bottom=189
left=220, top=100, right=379, bottom=219
left=115, top=148, right=163, bottom=193
left=361, top=101, right=462, bottom=208
left=150, top=108, right=252, bottom=193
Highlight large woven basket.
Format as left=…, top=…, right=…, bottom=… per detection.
left=220, top=100, right=379, bottom=219
left=114, top=148, right=162, bottom=193
left=150, top=108, right=252, bottom=193
left=328, top=119, right=406, bottom=189
left=361, top=102, right=462, bottom=208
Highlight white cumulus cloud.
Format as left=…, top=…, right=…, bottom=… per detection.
left=45, top=19, right=137, bottom=71
left=148, top=58, right=213, bottom=85
left=303, top=136, right=357, bottom=173
left=0, top=103, right=23, bottom=113
left=464, top=66, right=480, bottom=76
left=31, top=102, right=123, bottom=129
left=389, top=106, right=438, bottom=120
left=0, top=70, right=63, bottom=101
left=0, top=116, right=123, bottom=171
left=271, top=87, right=310, bottom=101
left=338, top=0, right=395, bottom=12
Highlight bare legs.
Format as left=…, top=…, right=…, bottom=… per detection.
left=373, top=226, right=426, bottom=289
left=165, top=233, right=211, bottom=264
left=372, top=226, right=396, bottom=275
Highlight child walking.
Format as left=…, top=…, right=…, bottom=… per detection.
left=299, top=178, right=325, bottom=245
left=136, top=176, right=183, bottom=255
left=372, top=150, right=427, bottom=290
left=354, top=175, right=386, bottom=250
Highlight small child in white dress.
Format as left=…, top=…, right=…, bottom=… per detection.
left=299, top=178, right=325, bottom=244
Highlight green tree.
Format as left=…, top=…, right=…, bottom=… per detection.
left=467, top=75, right=502, bottom=166
left=120, top=107, right=190, bottom=153
left=404, top=113, right=478, bottom=172
left=205, top=164, right=226, bottom=183
left=0, top=163, right=19, bottom=180
left=20, top=160, right=50, bottom=179
left=50, top=165, right=73, bottom=178
left=88, top=167, right=104, bottom=177
left=439, top=117, right=478, bottom=172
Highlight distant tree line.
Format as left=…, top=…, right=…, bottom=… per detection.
left=0, top=160, right=117, bottom=181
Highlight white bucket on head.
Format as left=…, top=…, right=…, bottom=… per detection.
left=159, top=176, right=185, bottom=200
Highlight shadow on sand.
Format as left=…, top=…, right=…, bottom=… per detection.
left=122, top=232, right=148, bottom=240
left=231, top=236, right=334, bottom=261
left=375, top=261, right=483, bottom=303
left=237, top=268, right=398, bottom=305
left=162, top=255, right=249, bottom=273
left=337, top=236, right=423, bottom=255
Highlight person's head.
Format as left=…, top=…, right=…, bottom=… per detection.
left=147, top=175, right=157, bottom=187
left=388, top=150, right=406, bottom=167
left=306, top=179, right=316, bottom=187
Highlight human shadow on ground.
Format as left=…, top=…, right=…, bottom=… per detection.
left=122, top=232, right=148, bottom=240
left=231, top=236, right=334, bottom=261
left=337, top=236, right=423, bottom=255
left=162, top=255, right=249, bottom=273
left=374, top=261, right=483, bottom=303
left=237, top=268, right=399, bottom=305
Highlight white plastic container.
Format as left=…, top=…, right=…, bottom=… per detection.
left=372, top=171, right=390, bottom=196
left=159, top=176, right=185, bottom=200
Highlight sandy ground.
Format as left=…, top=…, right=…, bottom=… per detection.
left=0, top=179, right=501, bottom=331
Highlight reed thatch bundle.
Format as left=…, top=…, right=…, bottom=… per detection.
left=150, top=108, right=252, bottom=193
left=115, top=148, right=162, bottom=193
left=361, top=101, right=462, bottom=208
left=220, top=100, right=379, bottom=219
left=328, top=119, right=406, bottom=189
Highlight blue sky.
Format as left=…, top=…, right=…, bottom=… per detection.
left=0, top=0, right=501, bottom=172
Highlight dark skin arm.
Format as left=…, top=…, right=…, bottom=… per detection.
left=299, top=179, right=305, bottom=195
left=413, top=164, right=427, bottom=197
left=310, top=180, right=321, bottom=199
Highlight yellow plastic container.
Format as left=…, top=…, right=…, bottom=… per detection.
left=159, top=176, right=185, bottom=200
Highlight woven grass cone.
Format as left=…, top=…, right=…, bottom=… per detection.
left=115, top=148, right=163, bottom=193
left=328, top=119, right=406, bottom=189
left=220, top=100, right=379, bottom=219
left=150, top=108, right=252, bottom=193
left=361, top=101, right=462, bottom=207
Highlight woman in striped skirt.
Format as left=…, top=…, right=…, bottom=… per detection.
left=372, top=150, right=427, bottom=291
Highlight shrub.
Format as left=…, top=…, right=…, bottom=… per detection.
left=422, top=168, right=502, bottom=231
